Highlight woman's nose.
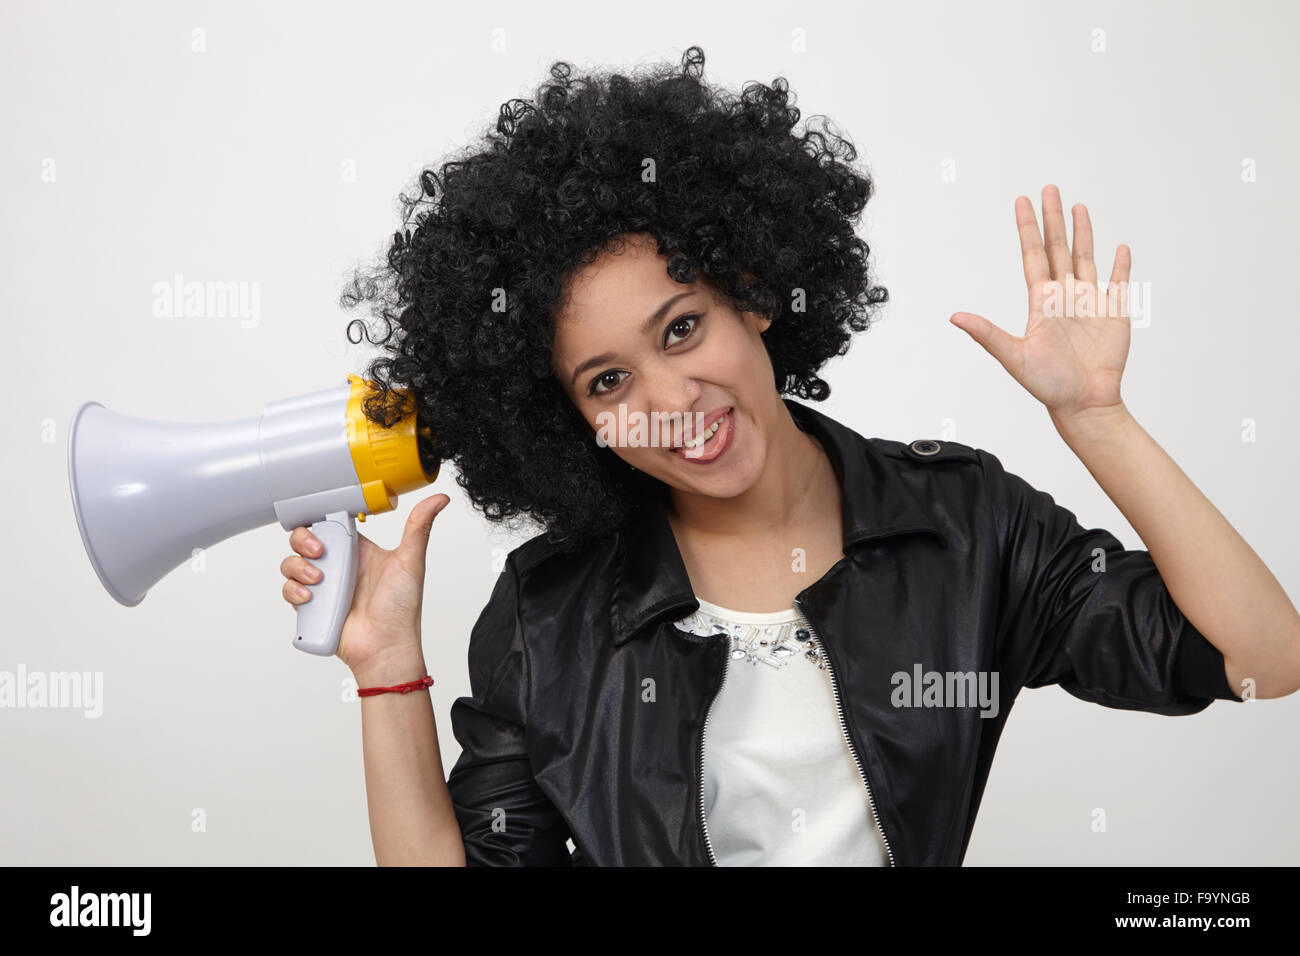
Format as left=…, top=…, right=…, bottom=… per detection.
left=643, top=375, right=699, bottom=445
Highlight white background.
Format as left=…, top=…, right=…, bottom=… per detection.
left=2, top=0, right=1296, bottom=865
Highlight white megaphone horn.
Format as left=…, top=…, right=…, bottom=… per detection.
left=66, top=374, right=439, bottom=657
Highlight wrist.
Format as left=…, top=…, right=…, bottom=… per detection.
left=1050, top=401, right=1136, bottom=447
left=352, top=646, right=429, bottom=689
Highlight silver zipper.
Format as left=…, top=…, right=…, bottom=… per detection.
left=794, top=597, right=896, bottom=867
left=696, top=630, right=730, bottom=867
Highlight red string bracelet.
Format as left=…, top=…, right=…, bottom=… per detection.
left=356, top=675, right=435, bottom=697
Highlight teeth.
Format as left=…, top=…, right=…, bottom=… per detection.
left=681, top=412, right=726, bottom=449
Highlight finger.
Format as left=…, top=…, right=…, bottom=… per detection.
left=280, top=554, right=323, bottom=587
left=397, top=494, right=451, bottom=565
left=950, top=312, right=1024, bottom=379
left=290, top=526, right=323, bottom=558
left=1107, top=244, right=1132, bottom=319
left=1016, top=196, right=1050, bottom=295
left=283, top=579, right=312, bottom=606
left=1040, top=185, right=1073, bottom=282
left=1071, top=204, right=1096, bottom=285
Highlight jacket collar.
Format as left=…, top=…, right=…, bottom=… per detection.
left=610, top=398, right=945, bottom=645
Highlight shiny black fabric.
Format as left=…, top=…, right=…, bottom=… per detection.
left=446, top=398, right=1241, bottom=866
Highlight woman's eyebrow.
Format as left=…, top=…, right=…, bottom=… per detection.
left=568, top=290, right=696, bottom=387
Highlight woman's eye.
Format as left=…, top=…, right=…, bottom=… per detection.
left=665, top=313, right=701, bottom=347
left=588, top=370, right=627, bottom=397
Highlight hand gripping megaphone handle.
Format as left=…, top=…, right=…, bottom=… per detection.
left=294, top=509, right=359, bottom=656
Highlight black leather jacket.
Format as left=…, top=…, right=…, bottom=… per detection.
left=446, top=398, right=1242, bottom=866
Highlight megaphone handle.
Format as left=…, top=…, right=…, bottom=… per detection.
left=293, top=510, right=358, bottom=657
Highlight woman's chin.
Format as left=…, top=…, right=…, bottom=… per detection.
left=663, top=450, right=764, bottom=498
left=636, top=410, right=766, bottom=495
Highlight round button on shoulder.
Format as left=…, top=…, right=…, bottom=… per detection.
left=909, top=439, right=941, bottom=456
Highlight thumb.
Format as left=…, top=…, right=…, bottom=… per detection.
left=397, top=493, right=450, bottom=566
left=949, top=312, right=1021, bottom=378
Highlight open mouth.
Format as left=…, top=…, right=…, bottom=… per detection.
left=668, top=407, right=734, bottom=463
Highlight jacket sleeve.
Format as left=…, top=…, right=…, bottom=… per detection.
left=977, top=447, right=1242, bottom=715
left=445, top=555, right=575, bottom=865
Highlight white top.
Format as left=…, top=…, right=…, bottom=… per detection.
left=672, top=596, right=890, bottom=866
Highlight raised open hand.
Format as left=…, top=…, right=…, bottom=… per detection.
left=950, top=185, right=1132, bottom=428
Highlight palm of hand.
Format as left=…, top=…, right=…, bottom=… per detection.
left=951, top=184, right=1132, bottom=423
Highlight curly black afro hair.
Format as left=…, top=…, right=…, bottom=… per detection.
left=339, top=45, right=888, bottom=553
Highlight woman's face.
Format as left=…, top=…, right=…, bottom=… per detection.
left=550, top=232, right=781, bottom=499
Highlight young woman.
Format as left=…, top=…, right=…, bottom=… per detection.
left=278, top=47, right=1299, bottom=865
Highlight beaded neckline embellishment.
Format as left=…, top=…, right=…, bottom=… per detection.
left=672, top=603, right=828, bottom=670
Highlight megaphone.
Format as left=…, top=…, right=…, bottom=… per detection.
left=66, top=374, right=439, bottom=657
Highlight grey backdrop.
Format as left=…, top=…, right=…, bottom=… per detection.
left=3, top=0, right=1295, bottom=865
